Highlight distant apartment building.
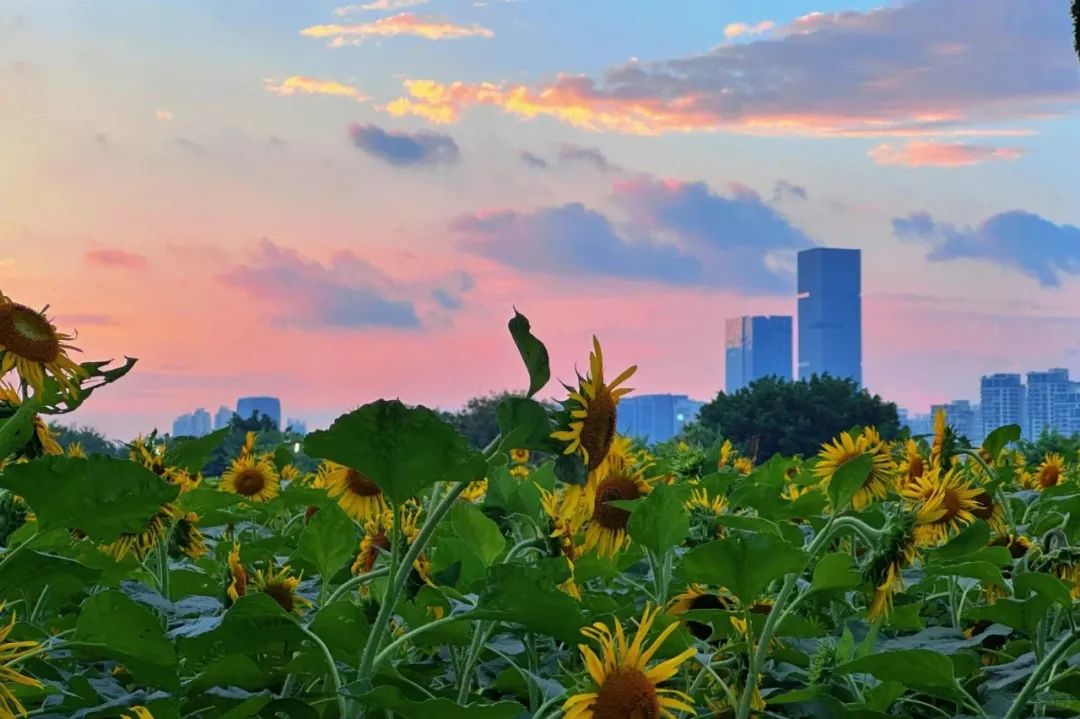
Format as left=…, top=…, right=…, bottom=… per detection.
left=191, top=408, right=212, bottom=437
left=1027, top=369, right=1075, bottom=439
left=214, top=405, right=235, bottom=430
left=172, top=413, right=194, bottom=437
left=900, top=410, right=933, bottom=437
left=981, top=374, right=1026, bottom=439
left=236, top=396, right=282, bottom=429
left=617, top=394, right=704, bottom=444
left=725, top=315, right=793, bottom=393
left=930, top=400, right=981, bottom=442
left=797, top=248, right=862, bottom=385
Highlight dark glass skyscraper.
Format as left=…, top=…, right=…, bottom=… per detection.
left=725, top=316, right=793, bottom=392
left=797, top=248, right=862, bottom=385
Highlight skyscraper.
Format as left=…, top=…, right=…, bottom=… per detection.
left=214, top=405, right=234, bottom=430
left=172, top=413, right=194, bottom=437
left=797, top=248, right=862, bottom=385
left=236, top=397, right=282, bottom=429
left=1027, top=369, right=1073, bottom=439
left=981, top=374, right=1026, bottom=439
left=616, top=394, right=704, bottom=444
left=191, top=408, right=212, bottom=437
left=725, top=316, right=793, bottom=393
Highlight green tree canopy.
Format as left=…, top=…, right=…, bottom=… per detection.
left=1020, top=429, right=1080, bottom=464
left=692, top=375, right=901, bottom=460
left=47, top=424, right=124, bottom=457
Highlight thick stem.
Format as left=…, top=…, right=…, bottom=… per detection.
left=294, top=621, right=347, bottom=719
left=1004, top=630, right=1080, bottom=719
left=373, top=612, right=473, bottom=669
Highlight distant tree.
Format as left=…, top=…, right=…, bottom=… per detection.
left=228, top=411, right=279, bottom=434
left=1073, top=0, right=1079, bottom=62
left=1020, top=429, right=1080, bottom=464
left=48, top=423, right=124, bottom=457
left=693, top=375, right=901, bottom=460
left=443, top=392, right=520, bottom=449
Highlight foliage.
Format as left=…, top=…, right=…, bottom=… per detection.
left=1020, top=429, right=1080, bottom=465
left=48, top=422, right=125, bottom=456
left=694, top=374, right=901, bottom=459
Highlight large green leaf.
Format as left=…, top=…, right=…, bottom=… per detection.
left=348, top=685, right=524, bottom=719
left=304, top=400, right=484, bottom=505
left=676, top=533, right=808, bottom=603
left=295, top=502, right=357, bottom=582
left=1014, top=571, right=1073, bottom=608
left=923, top=561, right=1005, bottom=587
left=927, top=520, right=990, bottom=562
left=837, top=649, right=959, bottom=699
left=508, top=310, right=550, bottom=398
left=473, top=563, right=585, bottom=643
left=177, top=593, right=305, bottom=665
left=167, top=427, right=229, bottom=473
left=827, top=453, right=873, bottom=512
left=809, top=553, right=863, bottom=594
left=309, top=599, right=371, bottom=663
left=0, top=405, right=35, bottom=460
left=73, top=590, right=179, bottom=690
left=36, top=356, right=138, bottom=414
left=495, top=396, right=556, bottom=452
left=0, top=550, right=100, bottom=605
left=450, top=502, right=506, bottom=567
left=0, top=456, right=179, bottom=541
left=982, top=424, right=1022, bottom=462
left=627, top=483, right=689, bottom=557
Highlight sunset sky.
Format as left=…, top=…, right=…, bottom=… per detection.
left=2, top=0, right=1079, bottom=439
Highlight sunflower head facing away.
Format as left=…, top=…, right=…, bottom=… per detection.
left=252, top=563, right=312, bottom=615
left=552, top=337, right=636, bottom=478
left=318, top=460, right=388, bottom=521
left=226, top=543, right=247, bottom=602
left=0, top=291, right=84, bottom=396
left=563, top=604, right=696, bottom=719
left=99, top=503, right=180, bottom=562
left=171, top=513, right=207, bottom=560
left=864, top=514, right=920, bottom=621
left=220, top=454, right=281, bottom=503
left=815, top=429, right=894, bottom=511
left=0, top=604, right=42, bottom=719
left=353, top=511, right=393, bottom=575
left=1035, top=453, right=1066, bottom=491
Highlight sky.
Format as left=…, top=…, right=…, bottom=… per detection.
left=1, top=0, right=1079, bottom=439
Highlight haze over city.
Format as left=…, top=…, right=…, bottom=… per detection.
left=2, top=0, right=1078, bottom=439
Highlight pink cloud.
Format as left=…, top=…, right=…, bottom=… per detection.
left=301, top=13, right=493, bottom=45
left=85, top=248, right=148, bottom=270
left=723, top=20, right=774, bottom=39
left=868, top=141, right=1025, bottom=167
left=264, top=76, right=368, bottom=101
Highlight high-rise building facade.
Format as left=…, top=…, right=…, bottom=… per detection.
left=191, top=408, right=212, bottom=437
left=797, top=248, right=862, bottom=385
left=981, top=374, right=1026, bottom=438
left=1027, top=369, right=1074, bottom=439
left=617, top=394, right=704, bottom=444
left=725, top=316, right=793, bottom=393
left=172, top=413, right=194, bottom=437
left=236, top=396, right=282, bottom=429
left=214, top=405, right=235, bottom=430
left=930, top=400, right=981, bottom=443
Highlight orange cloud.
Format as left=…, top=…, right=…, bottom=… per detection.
left=723, top=20, right=775, bottom=39
left=301, top=13, right=493, bottom=45
left=868, top=141, right=1026, bottom=167
left=155, top=109, right=173, bottom=122
left=335, top=0, right=429, bottom=13
left=264, top=76, right=368, bottom=101
left=85, top=249, right=148, bottom=270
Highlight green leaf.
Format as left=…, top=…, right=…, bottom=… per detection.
left=554, top=452, right=588, bottom=487
left=495, top=396, right=556, bottom=452
left=0, top=405, right=35, bottom=461
left=295, top=502, right=357, bottom=582
left=74, top=590, right=179, bottom=689
left=473, top=563, right=585, bottom=643
left=508, top=310, right=550, bottom=398
left=965, top=596, right=1050, bottom=636
left=0, top=456, right=179, bottom=542
left=1014, top=571, right=1074, bottom=608
left=924, top=561, right=1005, bottom=587
left=928, top=520, right=990, bottom=562
left=837, top=649, right=959, bottom=699
left=627, top=484, right=689, bottom=556
left=450, top=502, right=506, bottom=567
left=167, top=427, right=229, bottom=473
left=36, top=356, right=138, bottom=414
left=309, top=599, right=371, bottom=663
left=304, top=400, right=484, bottom=505
left=0, top=550, right=100, bottom=606
left=677, top=534, right=808, bottom=603
left=809, top=553, right=862, bottom=593
left=714, top=514, right=783, bottom=538
left=188, top=654, right=268, bottom=693
left=178, top=593, right=305, bottom=665
left=982, top=424, right=1022, bottom=461
left=827, top=453, right=873, bottom=512
left=348, top=685, right=525, bottom=719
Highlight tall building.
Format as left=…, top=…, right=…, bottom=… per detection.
left=172, top=413, right=194, bottom=437
left=930, top=400, right=981, bottom=442
left=214, top=405, right=235, bottom=430
left=286, top=417, right=308, bottom=434
left=1027, top=369, right=1074, bottom=439
left=797, top=248, right=862, bottom=385
left=236, top=396, right=282, bottom=429
left=900, top=410, right=933, bottom=437
left=981, top=374, right=1026, bottom=439
left=191, top=408, right=212, bottom=437
left=617, top=394, right=704, bottom=444
left=725, top=315, right=793, bottom=393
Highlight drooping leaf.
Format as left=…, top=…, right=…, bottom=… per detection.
left=166, top=428, right=229, bottom=474
left=295, top=502, right=357, bottom=582
left=36, top=356, right=138, bottom=414
left=627, top=483, right=690, bottom=556
left=473, top=563, right=585, bottom=643
left=450, top=502, right=506, bottom=567
left=677, top=534, right=808, bottom=604
left=0, top=456, right=179, bottom=542
left=1014, top=571, right=1073, bottom=608
left=827, top=453, right=873, bottom=512
left=927, top=520, right=990, bottom=562
left=74, top=590, right=179, bottom=690
left=304, top=400, right=485, bottom=505
left=508, top=310, right=550, bottom=398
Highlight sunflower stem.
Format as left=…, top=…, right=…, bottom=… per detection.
left=374, top=612, right=476, bottom=670
left=324, top=567, right=389, bottom=606
left=294, top=618, right=347, bottom=719
left=0, top=530, right=39, bottom=573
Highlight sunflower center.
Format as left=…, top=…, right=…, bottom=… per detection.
left=1039, top=465, right=1061, bottom=488
left=938, top=488, right=962, bottom=524
left=581, top=387, right=617, bottom=471
left=0, top=303, right=60, bottom=362
left=971, top=491, right=994, bottom=520
left=907, top=456, right=925, bottom=480
left=593, top=475, right=641, bottom=530
left=346, top=469, right=382, bottom=497
left=592, top=668, right=661, bottom=719
left=686, top=593, right=729, bottom=640
left=261, top=581, right=295, bottom=613
left=234, top=469, right=267, bottom=497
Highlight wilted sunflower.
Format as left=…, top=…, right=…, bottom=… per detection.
left=129, top=436, right=200, bottom=492
left=318, top=460, right=387, bottom=520
left=902, top=466, right=983, bottom=546
left=220, top=454, right=280, bottom=503
left=865, top=515, right=921, bottom=620
left=1034, top=453, right=1066, bottom=491
left=226, top=543, right=247, bottom=602
left=0, top=291, right=84, bottom=396
left=559, top=557, right=583, bottom=601
left=0, top=383, right=61, bottom=457
left=1037, top=547, right=1080, bottom=599
left=563, top=604, right=696, bottom=719
left=460, top=478, right=488, bottom=503
left=552, top=337, right=636, bottom=479
left=0, top=605, right=41, bottom=719
left=668, top=585, right=737, bottom=641
left=815, top=429, right=894, bottom=510
left=252, top=563, right=312, bottom=615
left=538, top=485, right=583, bottom=561
left=352, top=511, right=393, bottom=575
left=510, top=448, right=530, bottom=465
left=896, top=439, right=927, bottom=490
left=170, top=513, right=206, bottom=560
left=99, top=504, right=180, bottom=561
left=582, top=444, right=652, bottom=559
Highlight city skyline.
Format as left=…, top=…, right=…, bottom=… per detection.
left=2, top=1, right=1078, bottom=439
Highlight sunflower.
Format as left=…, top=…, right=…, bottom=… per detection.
left=352, top=511, right=393, bottom=575
left=582, top=447, right=653, bottom=559
left=1034, top=453, right=1066, bottom=491
left=970, top=489, right=1007, bottom=537
left=930, top=407, right=950, bottom=467
left=220, top=454, right=280, bottom=503
left=991, top=533, right=1032, bottom=560
left=99, top=504, right=180, bottom=561
left=865, top=518, right=921, bottom=621
left=559, top=558, right=583, bottom=601
left=0, top=292, right=84, bottom=396
left=129, top=436, right=200, bottom=492
left=65, top=442, right=86, bottom=458
left=280, top=463, right=301, bottom=483
left=171, top=513, right=207, bottom=560
left=733, top=457, right=753, bottom=476
left=668, top=585, right=736, bottom=641
left=552, top=337, right=636, bottom=479
left=896, top=439, right=927, bottom=490
left=510, top=448, right=530, bottom=465
left=717, top=439, right=734, bottom=469
left=123, top=708, right=155, bottom=719
left=685, top=486, right=726, bottom=517
left=252, top=563, right=312, bottom=615
left=0, top=605, right=41, bottom=718
left=509, top=464, right=530, bottom=480
left=0, top=383, right=61, bottom=457
left=902, top=467, right=983, bottom=546
left=240, top=431, right=258, bottom=458
left=815, top=429, right=894, bottom=510
left=317, top=460, right=387, bottom=520
left=460, top=479, right=488, bottom=503
left=563, top=604, right=696, bottom=719
left=226, top=543, right=247, bottom=602
left=538, top=485, right=583, bottom=561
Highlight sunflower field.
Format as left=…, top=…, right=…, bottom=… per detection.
left=3, top=294, right=1080, bottom=719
